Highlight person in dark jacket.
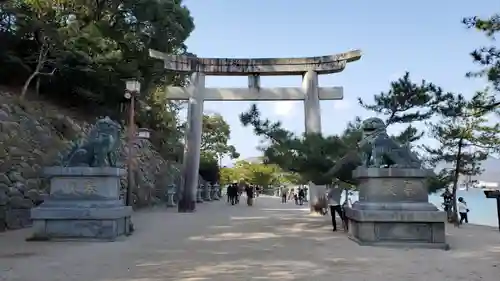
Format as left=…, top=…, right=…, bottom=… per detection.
left=298, top=188, right=305, bottom=205
left=245, top=184, right=254, bottom=206
left=228, top=182, right=238, bottom=205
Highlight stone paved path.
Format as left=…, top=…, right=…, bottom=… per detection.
left=0, top=196, right=499, bottom=281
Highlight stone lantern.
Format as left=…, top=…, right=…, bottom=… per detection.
left=165, top=184, right=176, bottom=208
left=484, top=189, right=500, bottom=232
left=211, top=184, right=220, bottom=200
left=203, top=184, right=212, bottom=201
left=136, top=128, right=151, bottom=140
left=196, top=184, right=204, bottom=203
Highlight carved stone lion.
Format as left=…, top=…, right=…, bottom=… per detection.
left=61, top=117, right=121, bottom=167
left=358, top=117, right=421, bottom=168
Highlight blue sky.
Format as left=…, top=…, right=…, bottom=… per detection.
left=181, top=0, right=499, bottom=165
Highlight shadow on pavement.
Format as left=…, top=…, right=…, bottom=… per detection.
left=1, top=196, right=499, bottom=281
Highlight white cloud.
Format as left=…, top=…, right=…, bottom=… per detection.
left=273, top=101, right=296, bottom=117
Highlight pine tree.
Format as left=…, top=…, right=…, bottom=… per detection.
left=358, top=72, right=444, bottom=143
left=424, top=92, right=500, bottom=224
left=463, top=13, right=500, bottom=110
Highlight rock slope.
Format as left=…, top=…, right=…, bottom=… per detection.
left=0, top=88, right=182, bottom=231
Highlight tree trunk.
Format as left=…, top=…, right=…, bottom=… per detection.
left=451, top=139, right=464, bottom=226
left=35, top=76, right=41, bottom=96
left=177, top=197, right=196, bottom=212
left=20, top=71, right=38, bottom=100
left=177, top=178, right=196, bottom=212
left=20, top=44, right=49, bottom=100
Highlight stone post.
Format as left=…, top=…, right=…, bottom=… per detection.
left=302, top=70, right=323, bottom=212
left=203, top=184, right=212, bottom=201
left=165, top=184, right=176, bottom=208
left=212, top=184, right=220, bottom=200
left=218, top=185, right=223, bottom=198
left=179, top=72, right=205, bottom=212
left=196, top=185, right=204, bottom=203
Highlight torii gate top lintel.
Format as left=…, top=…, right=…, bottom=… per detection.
left=149, top=49, right=361, bottom=76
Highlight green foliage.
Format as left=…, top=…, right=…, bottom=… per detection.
left=279, top=171, right=305, bottom=186
left=199, top=156, right=219, bottom=185
left=196, top=113, right=239, bottom=182
left=463, top=13, right=500, bottom=106
left=340, top=116, right=363, bottom=150
left=219, top=167, right=236, bottom=186
left=234, top=161, right=279, bottom=187
left=358, top=72, right=444, bottom=144
left=200, top=113, right=240, bottom=163
left=424, top=91, right=500, bottom=219
left=218, top=160, right=294, bottom=189
left=426, top=169, right=454, bottom=195
left=240, top=104, right=350, bottom=185
left=240, top=73, right=444, bottom=187
left=136, top=90, right=184, bottom=161
left=0, top=0, right=195, bottom=160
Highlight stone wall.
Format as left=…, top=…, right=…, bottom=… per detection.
left=0, top=89, right=183, bottom=231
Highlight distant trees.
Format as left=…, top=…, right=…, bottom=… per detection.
left=198, top=114, right=240, bottom=184
left=218, top=160, right=301, bottom=191
left=201, top=114, right=240, bottom=165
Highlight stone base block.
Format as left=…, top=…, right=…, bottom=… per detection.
left=0, top=206, right=5, bottom=232
left=6, top=208, right=32, bottom=230
left=346, top=207, right=448, bottom=250
left=30, top=205, right=132, bottom=241
left=29, top=167, right=131, bottom=241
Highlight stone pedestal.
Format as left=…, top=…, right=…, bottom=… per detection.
left=196, top=186, right=203, bottom=203
left=30, top=167, right=132, bottom=241
left=345, top=168, right=448, bottom=249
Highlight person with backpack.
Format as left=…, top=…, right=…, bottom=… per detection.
left=458, top=197, right=470, bottom=224
left=298, top=188, right=305, bottom=205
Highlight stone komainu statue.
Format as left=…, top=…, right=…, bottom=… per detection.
left=61, top=117, right=121, bottom=167
left=358, top=117, right=421, bottom=168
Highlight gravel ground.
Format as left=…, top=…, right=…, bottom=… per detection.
left=0, top=196, right=499, bottom=281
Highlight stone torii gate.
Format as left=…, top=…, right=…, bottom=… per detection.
left=150, top=49, right=361, bottom=212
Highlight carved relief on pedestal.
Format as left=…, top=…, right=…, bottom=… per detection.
left=84, top=180, right=97, bottom=195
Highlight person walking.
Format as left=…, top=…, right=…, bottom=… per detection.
left=281, top=187, right=287, bottom=203
left=228, top=182, right=238, bottom=205
left=298, top=188, right=305, bottom=205
left=245, top=184, right=254, bottom=206
left=327, top=186, right=343, bottom=231
left=458, top=197, right=469, bottom=224
left=226, top=184, right=232, bottom=203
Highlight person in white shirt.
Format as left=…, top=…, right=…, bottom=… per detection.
left=457, top=197, right=469, bottom=224
left=327, top=186, right=343, bottom=231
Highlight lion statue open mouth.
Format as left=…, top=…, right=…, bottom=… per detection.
left=358, top=117, right=421, bottom=168
left=61, top=117, right=121, bottom=167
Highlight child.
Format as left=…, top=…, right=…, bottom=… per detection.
left=458, top=197, right=469, bottom=224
